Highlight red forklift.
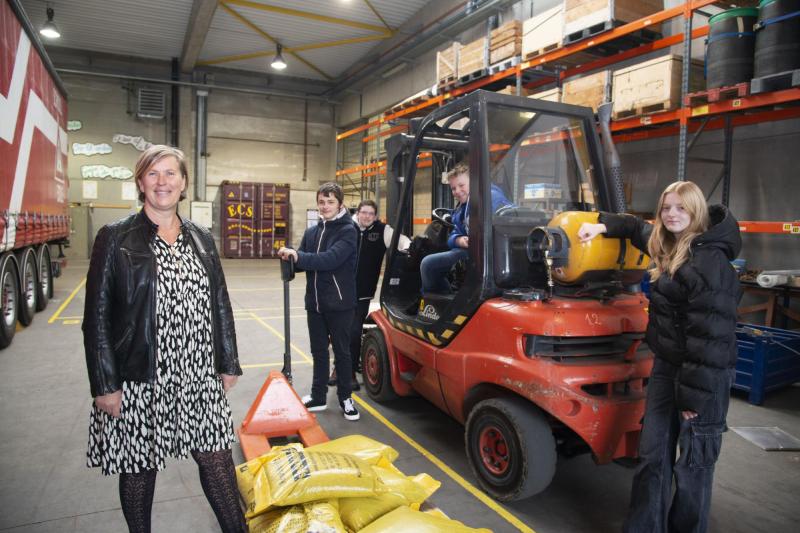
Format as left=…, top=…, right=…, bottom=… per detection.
left=361, top=90, right=653, bottom=501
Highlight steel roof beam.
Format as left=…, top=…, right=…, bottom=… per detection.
left=180, top=0, right=218, bottom=73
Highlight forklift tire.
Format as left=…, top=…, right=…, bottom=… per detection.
left=465, top=396, right=556, bottom=501
left=361, top=328, right=399, bottom=402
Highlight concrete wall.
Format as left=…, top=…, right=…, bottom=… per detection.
left=62, top=75, right=336, bottom=259
left=63, top=73, right=169, bottom=259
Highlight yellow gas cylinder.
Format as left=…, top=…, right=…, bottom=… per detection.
left=548, top=211, right=649, bottom=284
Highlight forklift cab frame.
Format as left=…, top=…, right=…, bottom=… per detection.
left=380, top=90, right=615, bottom=346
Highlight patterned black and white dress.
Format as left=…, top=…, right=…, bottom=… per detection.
left=87, top=232, right=236, bottom=475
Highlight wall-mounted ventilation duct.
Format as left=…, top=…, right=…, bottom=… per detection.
left=137, top=88, right=166, bottom=119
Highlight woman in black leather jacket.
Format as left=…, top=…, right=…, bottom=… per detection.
left=579, top=180, right=741, bottom=533
left=82, top=145, right=245, bottom=532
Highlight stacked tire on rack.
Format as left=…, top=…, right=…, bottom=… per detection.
left=0, top=245, right=54, bottom=349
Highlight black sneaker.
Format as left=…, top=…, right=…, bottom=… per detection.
left=340, top=397, right=360, bottom=421
left=302, top=394, right=327, bottom=412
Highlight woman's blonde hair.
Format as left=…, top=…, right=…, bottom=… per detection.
left=134, top=145, right=189, bottom=202
left=647, top=180, right=709, bottom=280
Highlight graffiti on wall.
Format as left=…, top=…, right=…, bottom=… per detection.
left=81, top=165, right=133, bottom=180
left=67, top=120, right=82, bottom=131
left=72, top=142, right=112, bottom=156
left=112, top=133, right=153, bottom=151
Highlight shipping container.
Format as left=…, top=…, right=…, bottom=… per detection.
left=220, top=181, right=290, bottom=259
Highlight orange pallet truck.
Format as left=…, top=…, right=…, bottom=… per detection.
left=238, top=257, right=329, bottom=461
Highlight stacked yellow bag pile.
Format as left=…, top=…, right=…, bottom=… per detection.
left=236, top=435, right=492, bottom=533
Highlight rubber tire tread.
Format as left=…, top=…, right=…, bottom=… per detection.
left=361, top=328, right=399, bottom=402
left=465, top=396, right=556, bottom=501
left=0, top=256, right=19, bottom=349
left=17, top=248, right=37, bottom=327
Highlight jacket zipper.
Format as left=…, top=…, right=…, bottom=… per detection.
left=332, top=274, right=343, bottom=300
left=314, top=221, right=326, bottom=313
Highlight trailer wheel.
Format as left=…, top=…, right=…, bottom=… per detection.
left=35, top=245, right=52, bottom=311
left=0, top=255, right=19, bottom=349
left=17, top=248, right=37, bottom=326
left=361, top=328, right=398, bottom=402
left=465, top=397, right=556, bottom=501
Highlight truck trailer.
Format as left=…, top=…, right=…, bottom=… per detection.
left=1, top=0, right=70, bottom=349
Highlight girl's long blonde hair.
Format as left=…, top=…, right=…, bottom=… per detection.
left=647, top=181, right=709, bottom=280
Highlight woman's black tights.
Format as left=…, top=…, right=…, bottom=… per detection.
left=118, top=449, right=245, bottom=533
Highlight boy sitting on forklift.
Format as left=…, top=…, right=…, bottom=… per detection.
left=420, top=162, right=511, bottom=294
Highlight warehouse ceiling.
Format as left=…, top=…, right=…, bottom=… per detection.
left=18, top=0, right=432, bottom=83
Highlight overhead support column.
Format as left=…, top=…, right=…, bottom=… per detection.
left=180, top=0, right=218, bottom=73
left=195, top=89, right=209, bottom=201
left=677, top=2, right=693, bottom=181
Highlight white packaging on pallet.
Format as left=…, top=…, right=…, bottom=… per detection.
left=521, top=4, right=564, bottom=59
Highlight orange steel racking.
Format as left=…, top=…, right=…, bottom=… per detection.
left=334, top=0, right=799, bottom=234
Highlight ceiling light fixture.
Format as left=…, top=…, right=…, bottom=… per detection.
left=39, top=6, right=61, bottom=39
left=270, top=44, right=287, bottom=70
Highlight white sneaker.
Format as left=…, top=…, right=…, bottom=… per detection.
left=302, top=394, right=327, bottom=412
left=340, top=397, right=360, bottom=421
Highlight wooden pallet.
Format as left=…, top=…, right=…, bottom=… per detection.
left=436, top=75, right=456, bottom=90
left=524, top=42, right=561, bottom=61
left=613, top=100, right=673, bottom=120
left=563, top=19, right=615, bottom=45
left=488, top=55, right=521, bottom=74
left=750, top=69, right=800, bottom=95
left=684, top=82, right=750, bottom=107
left=457, top=68, right=489, bottom=85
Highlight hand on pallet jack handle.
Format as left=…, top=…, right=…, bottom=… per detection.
left=95, top=390, right=122, bottom=418
left=277, top=247, right=298, bottom=263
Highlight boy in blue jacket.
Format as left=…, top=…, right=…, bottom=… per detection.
left=278, top=182, right=359, bottom=421
left=420, top=162, right=510, bottom=293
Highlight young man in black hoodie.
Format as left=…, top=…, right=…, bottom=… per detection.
left=328, top=200, right=411, bottom=390
left=277, top=183, right=359, bottom=421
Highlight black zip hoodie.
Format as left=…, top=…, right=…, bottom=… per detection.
left=601, top=205, right=742, bottom=414
left=296, top=207, right=358, bottom=313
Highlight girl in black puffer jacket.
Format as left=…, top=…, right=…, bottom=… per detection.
left=578, top=180, right=741, bottom=533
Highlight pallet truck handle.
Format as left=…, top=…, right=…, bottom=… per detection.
left=280, top=255, right=295, bottom=382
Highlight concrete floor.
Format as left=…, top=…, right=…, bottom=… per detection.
left=1, top=258, right=798, bottom=533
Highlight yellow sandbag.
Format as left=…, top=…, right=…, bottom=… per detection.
left=357, top=506, right=493, bottom=533
left=247, top=499, right=346, bottom=533
left=338, top=464, right=441, bottom=531
left=306, top=435, right=399, bottom=465
left=236, top=444, right=381, bottom=518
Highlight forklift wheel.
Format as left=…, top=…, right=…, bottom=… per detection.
left=361, top=328, right=398, bottom=402
left=465, top=397, right=556, bottom=501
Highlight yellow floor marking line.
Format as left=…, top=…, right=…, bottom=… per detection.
left=234, top=314, right=307, bottom=321
left=247, top=312, right=313, bottom=364
left=259, top=321, right=534, bottom=532
left=228, top=287, right=284, bottom=292
left=353, top=395, right=537, bottom=533
left=241, top=360, right=312, bottom=370
left=48, top=278, right=87, bottom=324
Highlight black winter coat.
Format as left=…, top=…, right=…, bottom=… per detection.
left=296, top=208, right=357, bottom=313
left=82, top=211, right=241, bottom=398
left=600, top=205, right=742, bottom=414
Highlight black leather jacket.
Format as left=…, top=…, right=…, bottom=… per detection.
left=82, top=211, right=241, bottom=398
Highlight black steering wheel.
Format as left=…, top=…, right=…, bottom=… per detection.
left=432, top=207, right=454, bottom=228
